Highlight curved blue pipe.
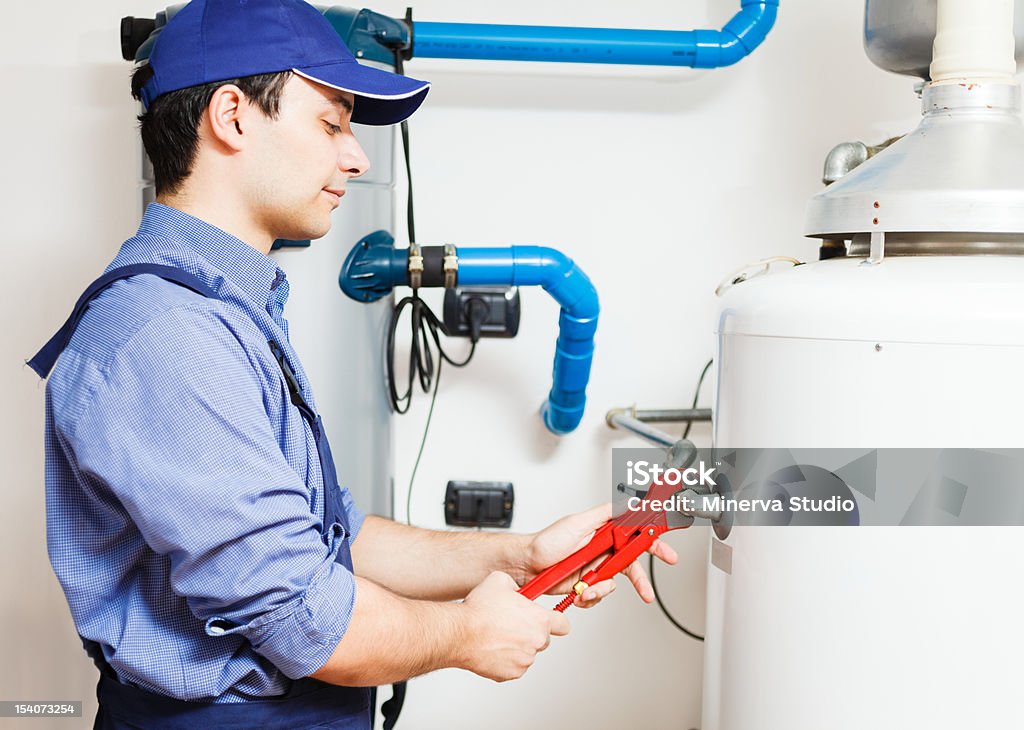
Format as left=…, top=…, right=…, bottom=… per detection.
left=458, top=247, right=599, bottom=435
left=339, top=234, right=599, bottom=434
left=411, top=0, right=777, bottom=68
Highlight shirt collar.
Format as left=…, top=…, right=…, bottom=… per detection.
left=137, top=202, right=288, bottom=310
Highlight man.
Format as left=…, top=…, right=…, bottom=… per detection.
left=29, top=1, right=677, bottom=727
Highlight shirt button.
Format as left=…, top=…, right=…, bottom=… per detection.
left=208, top=618, right=233, bottom=635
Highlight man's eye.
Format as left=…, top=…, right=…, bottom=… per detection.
left=324, top=121, right=342, bottom=136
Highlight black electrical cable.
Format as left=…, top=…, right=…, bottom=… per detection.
left=682, top=358, right=714, bottom=440
left=388, top=48, right=486, bottom=524
left=393, top=51, right=416, bottom=245
left=650, top=358, right=714, bottom=640
left=406, top=355, right=442, bottom=526
left=385, top=48, right=476, bottom=416
left=401, top=116, right=415, bottom=244
left=385, top=295, right=475, bottom=415
left=649, top=553, right=704, bottom=641
left=396, top=303, right=484, bottom=524
left=390, top=301, right=480, bottom=524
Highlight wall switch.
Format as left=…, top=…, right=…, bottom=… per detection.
left=444, top=481, right=514, bottom=528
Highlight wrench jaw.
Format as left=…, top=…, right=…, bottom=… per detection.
left=668, top=509, right=696, bottom=530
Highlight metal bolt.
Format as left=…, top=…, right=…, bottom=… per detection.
left=875, top=343, right=883, bottom=352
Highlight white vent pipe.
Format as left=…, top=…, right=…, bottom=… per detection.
left=930, top=0, right=1016, bottom=83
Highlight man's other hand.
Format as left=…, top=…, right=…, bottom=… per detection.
left=459, top=572, right=570, bottom=682
left=524, top=503, right=679, bottom=609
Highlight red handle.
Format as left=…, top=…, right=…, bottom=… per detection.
left=518, top=522, right=615, bottom=600
left=518, top=522, right=669, bottom=610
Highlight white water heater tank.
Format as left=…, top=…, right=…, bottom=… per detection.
left=704, top=256, right=1024, bottom=729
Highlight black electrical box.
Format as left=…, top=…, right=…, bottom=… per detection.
left=444, top=481, right=514, bottom=528
left=443, top=286, right=520, bottom=339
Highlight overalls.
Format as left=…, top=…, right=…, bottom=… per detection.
left=30, top=263, right=404, bottom=730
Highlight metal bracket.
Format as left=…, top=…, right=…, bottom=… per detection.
left=863, top=230, right=885, bottom=266
left=443, top=243, right=458, bottom=288
left=408, top=243, right=423, bottom=290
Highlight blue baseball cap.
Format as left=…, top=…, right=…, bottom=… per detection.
left=139, top=0, right=430, bottom=125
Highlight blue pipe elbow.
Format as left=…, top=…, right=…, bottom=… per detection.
left=458, top=247, right=599, bottom=435
left=410, top=0, right=777, bottom=69
left=694, top=0, right=778, bottom=68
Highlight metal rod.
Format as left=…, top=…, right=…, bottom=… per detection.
left=633, top=408, right=712, bottom=423
left=606, top=411, right=678, bottom=449
left=678, top=488, right=724, bottom=522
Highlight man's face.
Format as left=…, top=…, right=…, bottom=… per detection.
left=240, top=74, right=370, bottom=242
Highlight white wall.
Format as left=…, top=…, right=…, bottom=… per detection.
left=2, top=1, right=919, bottom=728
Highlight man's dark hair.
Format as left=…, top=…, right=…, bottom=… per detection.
left=130, top=65, right=292, bottom=195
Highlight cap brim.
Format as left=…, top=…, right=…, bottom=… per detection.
left=293, top=63, right=430, bottom=126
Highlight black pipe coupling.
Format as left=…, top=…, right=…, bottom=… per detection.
left=410, top=244, right=458, bottom=290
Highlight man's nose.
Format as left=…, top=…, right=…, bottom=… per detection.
left=339, top=134, right=370, bottom=179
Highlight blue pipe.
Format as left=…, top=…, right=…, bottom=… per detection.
left=411, top=0, right=777, bottom=68
left=339, top=234, right=599, bottom=435
left=458, top=247, right=599, bottom=435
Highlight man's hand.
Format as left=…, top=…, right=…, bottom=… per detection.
left=312, top=508, right=676, bottom=689
left=523, top=503, right=679, bottom=609
left=459, top=572, right=570, bottom=682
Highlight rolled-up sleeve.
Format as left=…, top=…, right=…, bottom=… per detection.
left=72, top=303, right=354, bottom=679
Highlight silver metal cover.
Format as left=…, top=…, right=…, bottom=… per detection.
left=804, top=82, right=1024, bottom=240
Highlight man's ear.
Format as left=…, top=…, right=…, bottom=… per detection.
left=205, top=84, right=247, bottom=152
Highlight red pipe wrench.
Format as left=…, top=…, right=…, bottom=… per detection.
left=518, top=477, right=689, bottom=612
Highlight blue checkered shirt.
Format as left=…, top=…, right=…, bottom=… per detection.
left=43, top=203, right=364, bottom=702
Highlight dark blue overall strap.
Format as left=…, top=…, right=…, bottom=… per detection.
left=265, top=343, right=405, bottom=726
left=266, top=340, right=356, bottom=568
left=27, top=264, right=219, bottom=379
left=268, top=329, right=405, bottom=729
